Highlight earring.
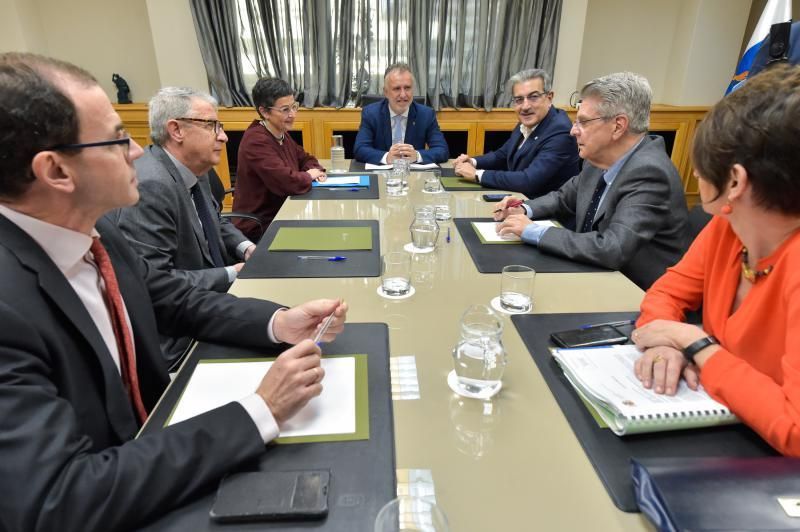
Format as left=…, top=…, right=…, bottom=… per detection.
left=721, top=204, right=733, bottom=215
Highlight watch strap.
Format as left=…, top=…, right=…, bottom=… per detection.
left=683, top=335, right=719, bottom=363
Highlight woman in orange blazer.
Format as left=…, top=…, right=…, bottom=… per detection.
left=631, top=64, right=800, bottom=456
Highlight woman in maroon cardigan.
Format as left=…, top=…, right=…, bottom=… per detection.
left=233, top=78, right=326, bottom=241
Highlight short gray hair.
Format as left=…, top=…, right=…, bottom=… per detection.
left=149, top=87, right=217, bottom=145
left=508, top=68, right=551, bottom=93
left=384, top=62, right=413, bottom=80
left=579, top=72, right=651, bottom=134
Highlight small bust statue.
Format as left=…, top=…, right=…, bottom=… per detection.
left=112, top=73, right=132, bottom=104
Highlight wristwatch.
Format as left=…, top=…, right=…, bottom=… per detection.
left=682, top=335, right=719, bottom=363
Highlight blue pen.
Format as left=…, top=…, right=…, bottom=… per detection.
left=579, top=319, right=635, bottom=329
left=297, top=255, right=348, bottom=262
left=446, top=227, right=451, bottom=243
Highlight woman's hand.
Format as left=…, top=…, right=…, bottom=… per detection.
left=633, top=345, right=700, bottom=395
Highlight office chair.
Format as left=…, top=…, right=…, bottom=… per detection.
left=207, top=169, right=265, bottom=239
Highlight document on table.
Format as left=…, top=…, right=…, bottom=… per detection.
left=312, top=175, right=369, bottom=187
left=363, top=162, right=440, bottom=170
left=470, top=220, right=557, bottom=244
left=168, top=357, right=356, bottom=438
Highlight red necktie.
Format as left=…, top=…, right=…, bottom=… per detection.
left=90, top=238, right=148, bottom=424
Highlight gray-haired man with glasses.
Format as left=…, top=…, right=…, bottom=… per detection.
left=494, top=72, right=690, bottom=290
left=114, top=87, right=257, bottom=363
left=454, top=69, right=579, bottom=198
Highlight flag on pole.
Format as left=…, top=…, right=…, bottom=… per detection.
left=726, top=0, right=792, bottom=94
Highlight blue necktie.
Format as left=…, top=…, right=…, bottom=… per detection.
left=581, top=172, right=608, bottom=233
left=191, top=184, right=225, bottom=267
left=392, top=115, right=403, bottom=144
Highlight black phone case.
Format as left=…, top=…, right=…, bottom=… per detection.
left=550, top=325, right=629, bottom=348
left=482, top=194, right=510, bottom=202
left=210, top=470, right=330, bottom=523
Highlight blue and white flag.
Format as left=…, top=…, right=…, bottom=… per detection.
left=726, top=0, right=792, bottom=94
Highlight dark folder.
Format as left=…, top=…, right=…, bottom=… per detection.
left=632, top=456, right=800, bottom=531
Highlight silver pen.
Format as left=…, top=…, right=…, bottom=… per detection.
left=312, top=312, right=337, bottom=344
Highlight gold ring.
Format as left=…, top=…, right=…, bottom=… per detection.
left=653, top=355, right=664, bottom=364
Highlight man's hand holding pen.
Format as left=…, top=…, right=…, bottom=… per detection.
left=492, top=196, right=525, bottom=221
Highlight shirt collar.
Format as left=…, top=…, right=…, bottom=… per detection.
left=0, top=204, right=98, bottom=272
left=519, top=122, right=538, bottom=140
left=164, top=148, right=199, bottom=190
left=389, top=106, right=410, bottom=120
left=603, top=136, right=645, bottom=186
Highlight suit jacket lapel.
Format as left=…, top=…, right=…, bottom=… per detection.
left=0, top=215, right=140, bottom=440
left=508, top=128, right=527, bottom=169
left=379, top=101, right=392, bottom=150
left=591, top=136, right=651, bottom=226
left=406, top=103, right=418, bottom=146
left=150, top=145, right=214, bottom=265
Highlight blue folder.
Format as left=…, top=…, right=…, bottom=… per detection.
left=312, top=174, right=370, bottom=187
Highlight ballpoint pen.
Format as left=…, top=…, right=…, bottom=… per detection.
left=579, top=319, right=636, bottom=329
left=313, top=312, right=337, bottom=344
left=493, top=199, right=524, bottom=214
left=446, top=227, right=451, bottom=243
left=297, top=255, right=348, bottom=261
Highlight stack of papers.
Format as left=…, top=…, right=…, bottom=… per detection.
left=312, top=175, right=370, bottom=187
left=471, top=221, right=556, bottom=244
left=364, top=162, right=440, bottom=170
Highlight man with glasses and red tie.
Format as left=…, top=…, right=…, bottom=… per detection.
left=453, top=69, right=579, bottom=198
left=232, top=77, right=327, bottom=241
left=115, top=87, right=257, bottom=363
left=0, top=52, right=347, bottom=532
left=494, top=72, right=690, bottom=290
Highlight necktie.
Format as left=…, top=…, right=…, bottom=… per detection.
left=191, top=183, right=225, bottom=267
left=581, top=172, right=608, bottom=233
left=392, top=114, right=404, bottom=144
left=90, top=238, right=148, bottom=424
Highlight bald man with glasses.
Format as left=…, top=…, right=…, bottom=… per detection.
left=114, top=87, right=257, bottom=363
left=454, top=69, right=579, bottom=198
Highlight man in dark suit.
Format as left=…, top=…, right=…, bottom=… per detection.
left=114, top=87, right=256, bottom=361
left=353, top=63, right=449, bottom=164
left=453, top=69, right=579, bottom=198
left=495, top=72, right=690, bottom=290
left=0, top=52, right=347, bottom=532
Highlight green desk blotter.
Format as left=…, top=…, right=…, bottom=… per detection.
left=268, top=226, right=373, bottom=251
left=440, top=176, right=485, bottom=190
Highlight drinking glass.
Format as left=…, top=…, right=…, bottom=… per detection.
left=381, top=252, right=412, bottom=296
left=423, top=169, right=442, bottom=193
left=500, top=265, right=535, bottom=313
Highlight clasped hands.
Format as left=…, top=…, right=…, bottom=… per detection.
left=256, top=298, right=348, bottom=424
left=387, top=143, right=418, bottom=163
left=631, top=319, right=719, bottom=396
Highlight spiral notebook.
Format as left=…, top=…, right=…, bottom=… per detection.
left=552, top=344, right=738, bottom=435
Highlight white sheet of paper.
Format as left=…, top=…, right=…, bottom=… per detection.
left=324, top=175, right=362, bottom=185
left=473, top=220, right=556, bottom=243
left=168, top=358, right=356, bottom=437
left=365, top=163, right=393, bottom=170
left=409, top=163, right=439, bottom=169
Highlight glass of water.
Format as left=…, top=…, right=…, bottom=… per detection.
left=329, top=134, right=346, bottom=173
left=394, top=157, right=410, bottom=190
left=409, top=207, right=440, bottom=252
left=500, top=265, right=535, bottom=313
left=381, top=252, right=412, bottom=296
left=423, top=169, right=442, bottom=193
left=432, top=192, right=453, bottom=222
left=374, top=496, right=449, bottom=532
left=452, top=304, right=506, bottom=399
left=387, top=167, right=405, bottom=196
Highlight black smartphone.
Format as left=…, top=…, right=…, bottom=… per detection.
left=482, top=193, right=511, bottom=202
left=550, top=324, right=629, bottom=348
left=210, top=470, right=330, bottom=523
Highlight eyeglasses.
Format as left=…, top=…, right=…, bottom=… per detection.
left=571, top=115, right=616, bottom=130
left=175, top=117, right=225, bottom=134
left=268, top=103, right=300, bottom=115
left=46, top=136, right=131, bottom=159
left=511, top=92, right=550, bottom=106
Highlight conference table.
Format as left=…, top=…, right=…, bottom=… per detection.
left=223, top=166, right=654, bottom=531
